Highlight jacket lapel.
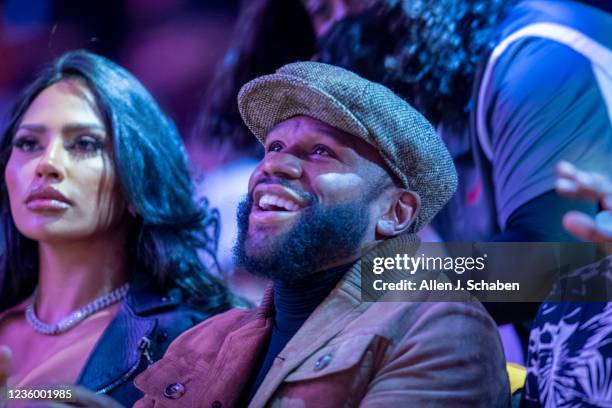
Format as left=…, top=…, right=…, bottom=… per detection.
left=76, top=280, right=177, bottom=392
left=132, top=286, right=275, bottom=407
left=249, top=263, right=365, bottom=407
left=196, top=286, right=275, bottom=406
left=77, top=301, right=156, bottom=392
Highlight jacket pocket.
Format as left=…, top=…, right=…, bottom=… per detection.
left=273, top=334, right=378, bottom=407
left=284, top=333, right=376, bottom=382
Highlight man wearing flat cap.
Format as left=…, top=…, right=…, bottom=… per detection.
left=133, top=62, right=509, bottom=407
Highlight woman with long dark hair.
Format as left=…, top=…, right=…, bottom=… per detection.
left=0, top=50, right=233, bottom=406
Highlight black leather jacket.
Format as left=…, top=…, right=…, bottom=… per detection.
left=76, top=279, right=227, bottom=406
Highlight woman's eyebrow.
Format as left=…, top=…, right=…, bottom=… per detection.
left=16, top=123, right=45, bottom=133
left=62, top=123, right=106, bottom=133
left=16, top=123, right=106, bottom=133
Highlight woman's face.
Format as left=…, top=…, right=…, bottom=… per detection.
left=4, top=79, right=127, bottom=243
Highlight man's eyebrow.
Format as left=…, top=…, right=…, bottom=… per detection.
left=311, top=125, right=347, bottom=141
left=311, top=125, right=357, bottom=150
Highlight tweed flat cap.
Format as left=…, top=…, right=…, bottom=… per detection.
left=238, top=61, right=457, bottom=231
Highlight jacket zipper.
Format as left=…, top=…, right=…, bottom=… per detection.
left=95, top=336, right=153, bottom=394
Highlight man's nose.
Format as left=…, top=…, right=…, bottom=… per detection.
left=262, top=152, right=303, bottom=179
left=35, top=138, right=65, bottom=181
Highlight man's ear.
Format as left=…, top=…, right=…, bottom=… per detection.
left=376, top=189, right=421, bottom=238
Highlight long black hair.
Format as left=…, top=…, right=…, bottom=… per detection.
left=0, top=50, right=233, bottom=311
left=317, top=0, right=516, bottom=127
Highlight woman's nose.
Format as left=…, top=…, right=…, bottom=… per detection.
left=35, top=138, right=65, bottom=181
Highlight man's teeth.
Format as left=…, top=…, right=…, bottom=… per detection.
left=259, top=194, right=299, bottom=211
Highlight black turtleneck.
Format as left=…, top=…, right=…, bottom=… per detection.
left=239, top=263, right=351, bottom=404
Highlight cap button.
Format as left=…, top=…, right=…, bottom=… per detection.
left=163, top=382, right=185, bottom=399
left=314, top=353, right=332, bottom=371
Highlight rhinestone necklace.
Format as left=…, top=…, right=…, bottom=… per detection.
left=25, top=283, right=129, bottom=335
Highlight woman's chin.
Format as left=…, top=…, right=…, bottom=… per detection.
left=18, top=224, right=92, bottom=244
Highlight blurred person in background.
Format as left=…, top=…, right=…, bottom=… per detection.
left=189, top=0, right=316, bottom=299
left=0, top=0, right=239, bottom=138
left=0, top=50, right=233, bottom=406
left=310, top=0, right=612, bottom=366
left=519, top=162, right=612, bottom=407
left=314, top=0, right=612, bottom=251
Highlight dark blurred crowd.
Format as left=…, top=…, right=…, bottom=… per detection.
left=0, top=0, right=240, bottom=135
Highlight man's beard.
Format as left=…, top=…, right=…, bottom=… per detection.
left=233, top=194, right=371, bottom=285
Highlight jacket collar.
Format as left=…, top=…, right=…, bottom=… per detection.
left=126, top=274, right=184, bottom=315
left=77, top=299, right=156, bottom=392
left=256, top=284, right=275, bottom=318
left=77, top=277, right=181, bottom=392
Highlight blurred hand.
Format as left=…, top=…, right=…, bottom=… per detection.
left=556, top=161, right=612, bottom=242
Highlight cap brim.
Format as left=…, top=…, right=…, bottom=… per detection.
left=238, top=74, right=370, bottom=146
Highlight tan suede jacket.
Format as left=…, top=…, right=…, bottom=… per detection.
left=134, top=236, right=510, bottom=407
